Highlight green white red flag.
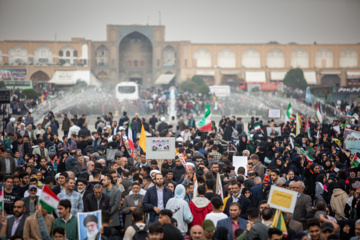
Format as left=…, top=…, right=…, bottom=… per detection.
left=304, top=116, right=311, bottom=138
left=39, top=185, right=59, bottom=213
left=196, top=103, right=211, bottom=131
left=254, top=125, right=261, bottom=131
left=0, top=188, right=3, bottom=212
left=285, top=103, right=295, bottom=123
left=128, top=121, right=134, bottom=150
left=316, top=103, right=323, bottom=124
left=300, top=148, right=314, bottom=163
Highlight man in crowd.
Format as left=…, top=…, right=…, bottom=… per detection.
left=57, top=177, right=84, bottom=215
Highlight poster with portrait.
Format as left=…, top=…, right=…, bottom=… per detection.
left=146, top=137, right=175, bottom=159
left=266, top=127, right=281, bottom=137
left=77, top=210, right=102, bottom=240
left=344, top=129, right=360, bottom=153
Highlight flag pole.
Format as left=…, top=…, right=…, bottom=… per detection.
left=1, top=186, right=3, bottom=217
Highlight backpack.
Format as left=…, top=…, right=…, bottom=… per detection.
left=48, top=143, right=57, bottom=157
left=132, top=224, right=148, bottom=240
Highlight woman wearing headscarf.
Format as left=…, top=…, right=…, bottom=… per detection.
left=315, top=173, right=326, bottom=201
left=303, top=163, right=320, bottom=199
left=120, top=145, right=131, bottom=158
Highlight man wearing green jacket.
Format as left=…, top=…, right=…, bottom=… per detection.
left=52, top=199, right=78, bottom=240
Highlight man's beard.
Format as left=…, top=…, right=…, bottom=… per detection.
left=87, top=229, right=98, bottom=240
left=78, top=188, right=85, bottom=193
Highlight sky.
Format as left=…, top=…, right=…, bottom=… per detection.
left=0, top=0, right=359, bottom=44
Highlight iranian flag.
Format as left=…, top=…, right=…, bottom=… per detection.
left=247, top=133, right=253, bottom=143
left=352, top=153, right=360, bottom=168
left=300, top=148, right=314, bottom=163
left=254, top=125, right=261, bottom=131
left=215, top=173, right=223, bottom=200
left=285, top=103, right=295, bottom=123
left=39, top=185, right=59, bottom=213
left=128, top=121, right=134, bottom=150
left=316, top=103, right=323, bottom=124
left=196, top=103, right=211, bottom=131
left=0, top=188, right=3, bottom=211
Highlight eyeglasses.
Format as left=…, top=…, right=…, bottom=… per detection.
left=29, top=189, right=37, bottom=192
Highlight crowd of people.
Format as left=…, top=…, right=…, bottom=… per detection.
left=0, top=96, right=359, bottom=240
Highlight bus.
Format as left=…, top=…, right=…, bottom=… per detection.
left=115, top=82, right=139, bottom=102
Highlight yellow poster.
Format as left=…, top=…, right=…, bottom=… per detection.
left=270, top=189, right=293, bottom=208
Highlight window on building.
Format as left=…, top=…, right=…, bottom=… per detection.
left=127, top=60, right=132, bottom=67
left=134, top=60, right=138, bottom=67
left=59, top=51, right=63, bottom=57
left=66, top=51, right=71, bottom=57
left=73, top=50, right=78, bottom=57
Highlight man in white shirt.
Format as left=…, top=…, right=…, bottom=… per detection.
left=204, top=196, right=227, bottom=226
left=67, top=120, right=81, bottom=139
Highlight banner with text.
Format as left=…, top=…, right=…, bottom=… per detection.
left=344, top=129, right=360, bottom=153
left=0, top=69, right=27, bottom=80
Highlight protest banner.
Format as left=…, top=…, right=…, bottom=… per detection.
left=344, top=129, right=360, bottom=153
left=267, top=185, right=298, bottom=213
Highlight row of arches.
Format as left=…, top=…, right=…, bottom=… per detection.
left=1, top=44, right=88, bottom=65
left=193, top=47, right=358, bottom=68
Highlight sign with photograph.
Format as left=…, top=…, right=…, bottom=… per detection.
left=267, top=185, right=298, bottom=213
left=77, top=210, right=102, bottom=240
left=146, top=137, right=175, bottom=159
left=266, top=127, right=282, bottom=137
left=0, top=69, right=27, bottom=80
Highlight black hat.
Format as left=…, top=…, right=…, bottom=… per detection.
left=77, top=178, right=88, bottom=185
left=83, top=215, right=98, bottom=226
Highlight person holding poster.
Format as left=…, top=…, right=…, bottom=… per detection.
left=77, top=211, right=102, bottom=240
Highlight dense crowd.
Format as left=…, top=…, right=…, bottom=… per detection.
left=0, top=98, right=359, bottom=240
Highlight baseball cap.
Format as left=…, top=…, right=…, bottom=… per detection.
left=5, top=149, right=11, bottom=153
left=321, top=222, right=334, bottom=232
left=29, top=185, right=37, bottom=190
left=202, top=219, right=216, bottom=232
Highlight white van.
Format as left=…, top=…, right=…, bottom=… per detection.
left=115, top=82, right=139, bottom=102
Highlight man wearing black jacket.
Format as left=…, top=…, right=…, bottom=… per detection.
left=84, top=184, right=111, bottom=212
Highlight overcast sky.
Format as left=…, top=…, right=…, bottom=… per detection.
left=0, top=0, right=359, bottom=44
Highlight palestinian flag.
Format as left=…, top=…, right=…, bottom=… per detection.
left=39, top=185, right=59, bottom=213
left=352, top=153, right=360, bottom=168
left=272, top=209, right=288, bottom=237
left=196, top=103, right=211, bottom=131
left=316, top=103, right=323, bottom=124
left=300, top=148, right=314, bottom=163
left=0, top=188, right=3, bottom=211
left=128, top=121, right=134, bottom=150
left=285, top=103, right=295, bottom=123
left=254, top=125, right=261, bottom=131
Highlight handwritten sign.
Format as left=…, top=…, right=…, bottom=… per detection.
left=267, top=185, right=298, bottom=213
left=268, top=109, right=281, bottom=119
left=344, top=129, right=360, bottom=153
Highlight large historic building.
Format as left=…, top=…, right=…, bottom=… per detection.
left=0, top=24, right=359, bottom=89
